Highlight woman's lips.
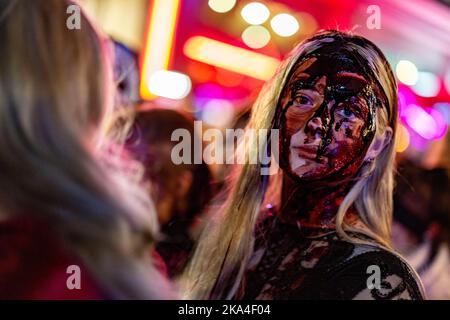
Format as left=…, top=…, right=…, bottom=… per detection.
left=292, top=145, right=326, bottom=163
left=292, top=145, right=318, bottom=158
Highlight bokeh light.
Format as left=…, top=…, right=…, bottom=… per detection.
left=208, top=0, right=236, bottom=13
left=411, top=72, right=440, bottom=97
left=201, top=99, right=235, bottom=127
left=148, top=70, right=192, bottom=100
left=241, top=2, right=270, bottom=25
left=195, top=83, right=224, bottom=100
left=270, top=13, right=299, bottom=37
left=396, top=122, right=411, bottom=153
left=427, top=108, right=448, bottom=140
left=241, top=25, right=271, bottom=49
left=434, top=103, right=450, bottom=124
left=445, top=70, right=450, bottom=94
left=403, top=104, right=436, bottom=139
left=396, top=60, right=419, bottom=86
left=403, top=104, right=448, bottom=140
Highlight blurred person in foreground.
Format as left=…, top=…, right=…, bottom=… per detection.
left=394, top=133, right=450, bottom=299
left=123, top=106, right=214, bottom=279
left=0, top=0, right=172, bottom=299
left=183, top=30, right=425, bottom=300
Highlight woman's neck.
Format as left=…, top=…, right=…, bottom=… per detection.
left=278, top=173, right=360, bottom=229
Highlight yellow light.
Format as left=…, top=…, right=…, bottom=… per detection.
left=148, top=70, right=191, bottom=100
left=396, top=60, right=419, bottom=86
left=208, top=0, right=236, bottom=13
left=241, top=25, right=271, bottom=49
left=140, top=0, right=180, bottom=100
left=396, top=123, right=410, bottom=153
left=241, top=2, right=270, bottom=25
left=270, top=13, right=299, bottom=37
left=184, top=36, right=280, bottom=81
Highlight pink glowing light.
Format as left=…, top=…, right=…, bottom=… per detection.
left=427, top=108, right=448, bottom=139
left=402, top=104, right=448, bottom=140
left=397, top=86, right=417, bottom=118
left=195, top=83, right=224, bottom=99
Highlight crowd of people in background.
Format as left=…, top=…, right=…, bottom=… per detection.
left=0, top=0, right=449, bottom=300
left=393, top=134, right=450, bottom=299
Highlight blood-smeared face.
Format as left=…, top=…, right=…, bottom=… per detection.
left=279, top=52, right=381, bottom=183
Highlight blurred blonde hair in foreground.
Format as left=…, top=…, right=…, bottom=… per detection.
left=0, top=0, right=172, bottom=299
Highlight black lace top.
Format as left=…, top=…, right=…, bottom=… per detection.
left=236, top=216, right=425, bottom=300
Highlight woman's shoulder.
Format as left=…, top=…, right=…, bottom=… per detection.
left=0, top=215, right=106, bottom=299
left=316, top=240, right=425, bottom=300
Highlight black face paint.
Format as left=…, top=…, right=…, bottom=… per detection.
left=277, top=39, right=388, bottom=183
left=298, top=54, right=379, bottom=159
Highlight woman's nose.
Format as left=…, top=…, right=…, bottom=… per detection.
left=307, top=117, right=324, bottom=135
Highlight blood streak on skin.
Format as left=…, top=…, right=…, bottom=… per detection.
left=279, top=55, right=378, bottom=183
left=276, top=41, right=386, bottom=229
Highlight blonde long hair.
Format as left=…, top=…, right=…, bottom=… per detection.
left=183, top=30, right=398, bottom=299
left=0, top=0, right=172, bottom=299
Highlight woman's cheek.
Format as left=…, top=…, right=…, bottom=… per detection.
left=284, top=108, right=310, bottom=137
left=328, top=125, right=364, bottom=159
left=334, top=119, right=365, bottom=142
left=289, top=129, right=306, bottom=147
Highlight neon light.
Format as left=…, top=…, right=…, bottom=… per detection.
left=140, top=0, right=181, bottom=100
left=184, top=36, right=280, bottom=81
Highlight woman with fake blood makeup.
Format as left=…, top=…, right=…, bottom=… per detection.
left=183, top=30, right=425, bottom=300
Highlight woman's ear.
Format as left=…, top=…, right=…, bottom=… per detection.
left=365, top=127, right=393, bottom=161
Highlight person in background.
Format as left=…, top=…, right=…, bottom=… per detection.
left=0, top=0, right=172, bottom=299
left=124, top=106, right=214, bottom=278
left=112, top=40, right=140, bottom=109
left=394, top=133, right=450, bottom=299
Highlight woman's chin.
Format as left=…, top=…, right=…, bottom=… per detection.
left=290, top=163, right=328, bottom=180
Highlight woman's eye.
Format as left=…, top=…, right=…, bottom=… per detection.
left=294, top=95, right=313, bottom=105
left=338, top=107, right=355, bottom=119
